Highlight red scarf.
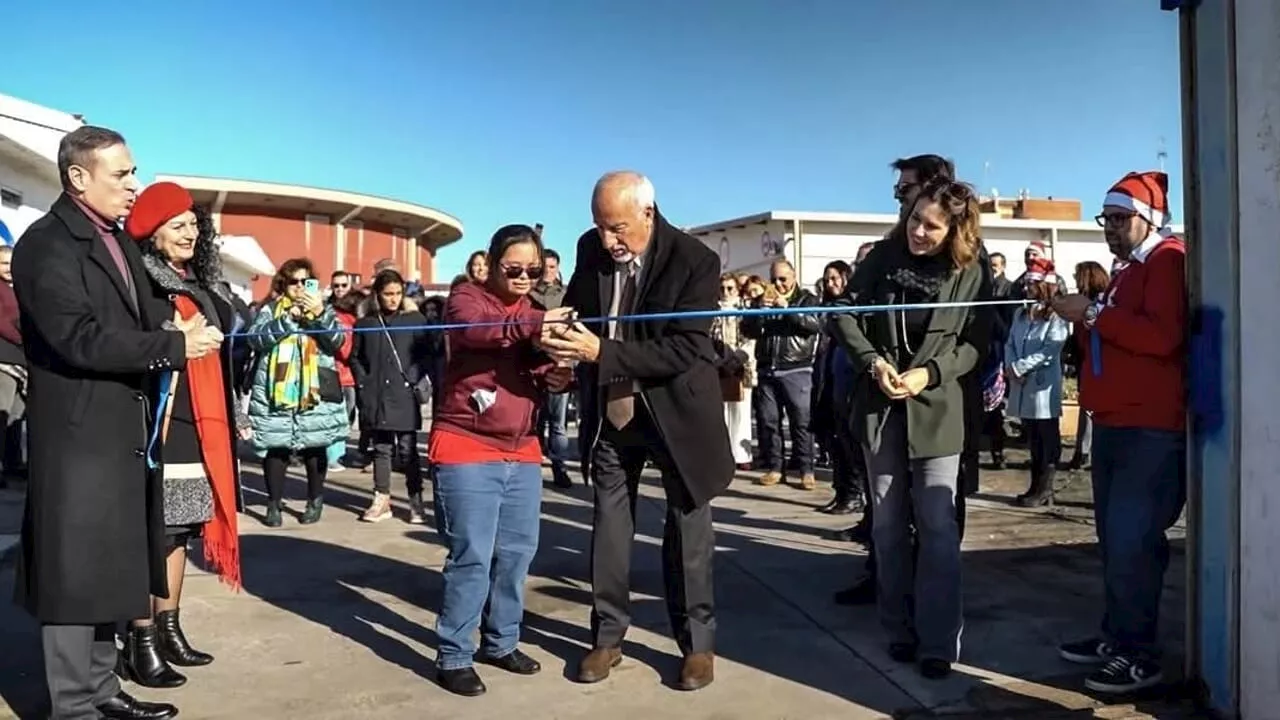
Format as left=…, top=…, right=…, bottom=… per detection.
left=174, top=295, right=241, bottom=589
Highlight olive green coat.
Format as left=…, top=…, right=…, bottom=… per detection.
left=830, top=241, right=992, bottom=460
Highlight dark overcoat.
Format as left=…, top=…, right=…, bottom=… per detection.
left=564, top=210, right=734, bottom=508
left=135, top=253, right=252, bottom=513
left=11, top=194, right=186, bottom=624
left=351, top=309, right=436, bottom=433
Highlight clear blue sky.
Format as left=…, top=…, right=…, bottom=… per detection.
left=4, top=0, right=1182, bottom=279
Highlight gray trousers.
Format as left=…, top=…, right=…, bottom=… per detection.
left=589, top=407, right=716, bottom=655
left=865, top=408, right=963, bottom=661
left=42, top=623, right=120, bottom=720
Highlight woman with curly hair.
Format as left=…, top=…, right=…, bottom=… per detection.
left=829, top=178, right=992, bottom=679
left=245, top=257, right=349, bottom=527
left=117, top=182, right=252, bottom=688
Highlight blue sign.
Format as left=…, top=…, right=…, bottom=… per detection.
left=0, top=219, right=12, bottom=246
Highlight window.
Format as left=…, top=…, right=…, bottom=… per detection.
left=0, top=187, right=21, bottom=210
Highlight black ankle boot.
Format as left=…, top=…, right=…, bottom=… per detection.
left=156, top=609, right=213, bottom=666
left=1017, top=468, right=1055, bottom=507
left=300, top=496, right=324, bottom=524
left=122, top=624, right=186, bottom=688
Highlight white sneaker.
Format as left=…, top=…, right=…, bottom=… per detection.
left=408, top=493, right=427, bottom=525
left=360, top=492, right=393, bottom=523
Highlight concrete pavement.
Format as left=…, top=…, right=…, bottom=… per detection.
left=0, top=451, right=1195, bottom=719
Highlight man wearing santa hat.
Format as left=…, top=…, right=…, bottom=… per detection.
left=1052, top=170, right=1187, bottom=694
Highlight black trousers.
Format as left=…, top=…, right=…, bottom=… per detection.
left=830, top=426, right=867, bottom=503
left=372, top=430, right=422, bottom=495
left=1024, top=418, right=1061, bottom=488
left=263, top=447, right=327, bottom=503
left=982, top=408, right=1006, bottom=458
left=589, top=406, right=716, bottom=655
left=43, top=623, right=120, bottom=720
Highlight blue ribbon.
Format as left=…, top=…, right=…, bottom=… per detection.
left=145, top=370, right=175, bottom=471
left=1089, top=327, right=1103, bottom=377
left=225, top=298, right=1034, bottom=339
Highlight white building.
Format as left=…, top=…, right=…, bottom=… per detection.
left=0, top=93, right=84, bottom=244
left=688, top=209, right=1183, bottom=292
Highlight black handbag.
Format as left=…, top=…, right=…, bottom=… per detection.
left=379, top=316, right=432, bottom=405
left=318, top=366, right=344, bottom=404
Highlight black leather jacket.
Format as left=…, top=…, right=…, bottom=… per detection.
left=741, top=287, right=822, bottom=373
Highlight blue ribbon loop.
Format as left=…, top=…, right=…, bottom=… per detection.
left=145, top=370, right=174, bottom=471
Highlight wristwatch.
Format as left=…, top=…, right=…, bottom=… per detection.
left=1082, top=303, right=1101, bottom=329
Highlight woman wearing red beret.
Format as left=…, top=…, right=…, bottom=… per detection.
left=114, top=181, right=251, bottom=689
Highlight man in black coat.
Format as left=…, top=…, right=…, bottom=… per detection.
left=12, top=126, right=218, bottom=720
left=541, top=171, right=733, bottom=692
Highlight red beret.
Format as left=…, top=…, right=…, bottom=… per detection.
left=125, top=182, right=194, bottom=240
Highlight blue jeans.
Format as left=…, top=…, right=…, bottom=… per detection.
left=1091, top=424, right=1186, bottom=657
left=433, top=461, right=543, bottom=669
left=540, top=392, right=569, bottom=470
left=865, top=408, right=963, bottom=662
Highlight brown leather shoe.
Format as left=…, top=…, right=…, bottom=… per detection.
left=576, top=647, right=622, bottom=684
left=678, top=652, right=714, bottom=691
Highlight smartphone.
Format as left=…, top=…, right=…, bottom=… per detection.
left=304, top=278, right=320, bottom=294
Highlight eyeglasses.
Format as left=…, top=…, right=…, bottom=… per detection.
left=286, top=277, right=316, bottom=286
left=332, top=283, right=349, bottom=289
left=893, top=182, right=919, bottom=201
left=500, top=264, right=545, bottom=280
left=1095, top=212, right=1139, bottom=228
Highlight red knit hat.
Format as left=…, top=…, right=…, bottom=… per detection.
left=125, top=182, right=194, bottom=240
left=1024, top=257, right=1056, bottom=284
left=1104, top=171, right=1170, bottom=228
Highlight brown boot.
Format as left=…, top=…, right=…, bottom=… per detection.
left=679, top=652, right=715, bottom=691
left=575, top=647, right=622, bottom=684
left=756, top=471, right=782, bottom=487
left=799, top=473, right=817, bottom=490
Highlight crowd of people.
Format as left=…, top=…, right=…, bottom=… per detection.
left=8, top=124, right=1186, bottom=720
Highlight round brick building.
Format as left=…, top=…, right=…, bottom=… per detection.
left=155, top=174, right=464, bottom=299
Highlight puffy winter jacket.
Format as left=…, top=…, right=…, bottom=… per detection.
left=244, top=301, right=350, bottom=454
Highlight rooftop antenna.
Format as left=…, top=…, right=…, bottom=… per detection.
left=983, top=161, right=991, bottom=196
left=1157, top=136, right=1168, bottom=173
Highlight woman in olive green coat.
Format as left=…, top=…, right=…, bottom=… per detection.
left=830, top=179, right=992, bottom=679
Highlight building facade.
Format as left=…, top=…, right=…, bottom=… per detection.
left=155, top=175, right=464, bottom=299
left=0, top=93, right=84, bottom=244
left=688, top=209, right=1181, bottom=292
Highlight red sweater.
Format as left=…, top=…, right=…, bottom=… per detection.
left=430, top=282, right=552, bottom=457
left=1078, top=236, right=1186, bottom=432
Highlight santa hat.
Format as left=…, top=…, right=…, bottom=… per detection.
left=1026, top=240, right=1047, bottom=257
left=1104, top=171, right=1171, bottom=229
left=125, top=182, right=193, bottom=240
left=1024, top=257, right=1056, bottom=284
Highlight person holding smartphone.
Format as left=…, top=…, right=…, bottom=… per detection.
left=244, top=258, right=349, bottom=526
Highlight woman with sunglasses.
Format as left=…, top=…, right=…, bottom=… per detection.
left=244, top=258, right=349, bottom=527
left=429, top=225, right=572, bottom=697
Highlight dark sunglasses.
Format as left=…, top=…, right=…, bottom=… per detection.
left=286, top=277, right=316, bottom=286
left=500, top=264, right=544, bottom=280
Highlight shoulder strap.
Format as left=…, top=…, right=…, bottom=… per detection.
left=377, top=314, right=412, bottom=386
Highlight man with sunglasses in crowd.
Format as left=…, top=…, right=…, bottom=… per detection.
left=740, top=258, right=822, bottom=490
